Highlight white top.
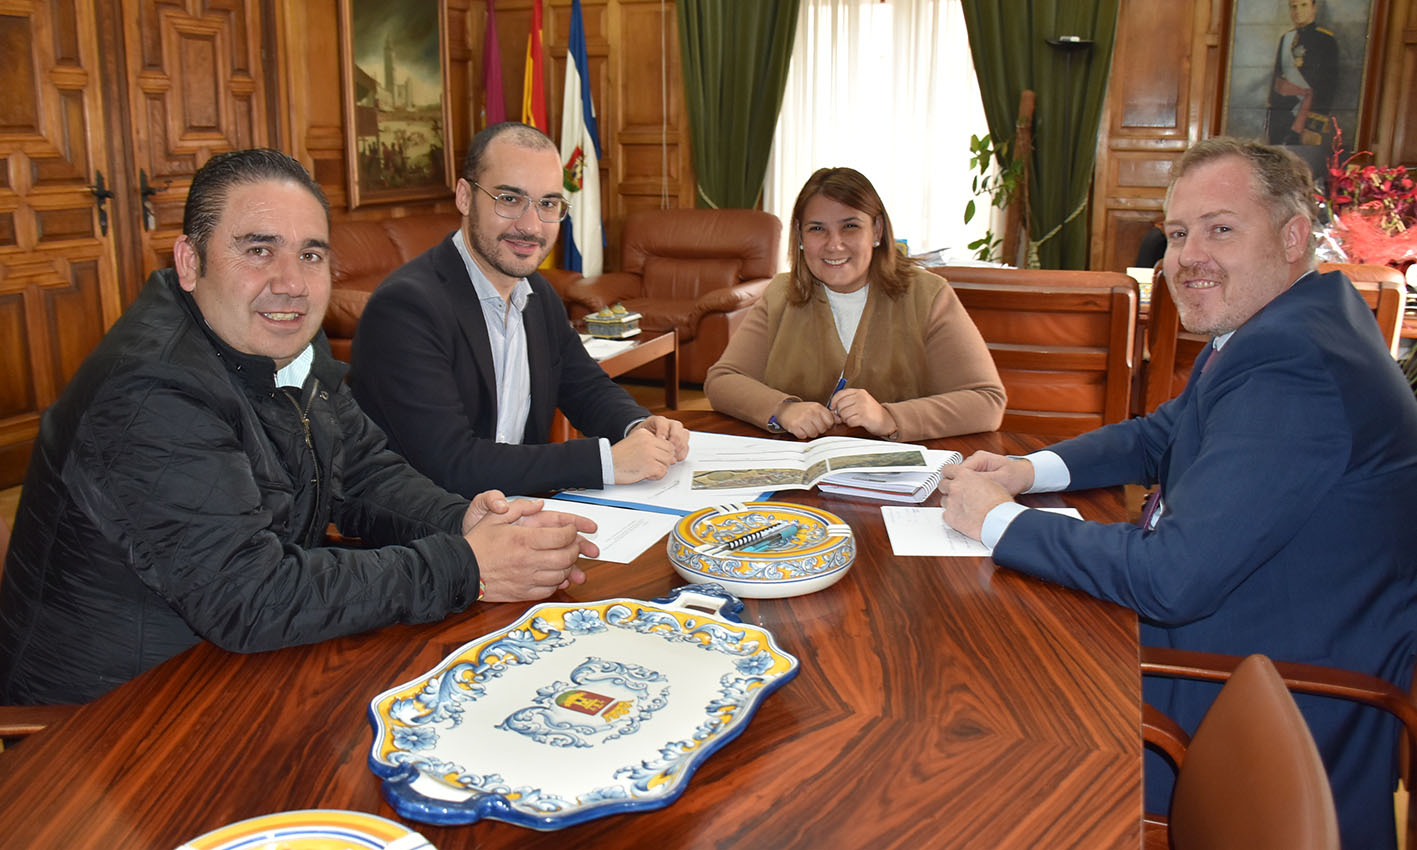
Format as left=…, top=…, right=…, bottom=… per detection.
left=823, top=283, right=870, bottom=352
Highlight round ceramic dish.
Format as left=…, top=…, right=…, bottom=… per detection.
left=667, top=501, right=854, bottom=598
left=176, top=809, right=433, bottom=850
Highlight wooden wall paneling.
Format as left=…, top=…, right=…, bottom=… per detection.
left=1090, top=0, right=1202, bottom=271
left=1373, top=0, right=1417, bottom=166
left=445, top=0, right=474, bottom=180
left=610, top=0, right=693, bottom=247
left=119, top=0, right=272, bottom=278
left=0, top=0, right=121, bottom=487
left=282, top=2, right=347, bottom=205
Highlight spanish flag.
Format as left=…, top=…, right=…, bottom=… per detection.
left=521, top=0, right=547, bottom=130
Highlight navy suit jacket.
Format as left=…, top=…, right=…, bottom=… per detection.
left=994, top=270, right=1417, bottom=848
left=349, top=234, right=650, bottom=497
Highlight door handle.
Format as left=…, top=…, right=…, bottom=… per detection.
left=139, top=169, right=170, bottom=231
left=89, top=170, right=115, bottom=236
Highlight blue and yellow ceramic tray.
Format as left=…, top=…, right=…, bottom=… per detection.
left=667, top=501, right=855, bottom=598
left=366, top=585, right=798, bottom=830
left=177, top=809, right=433, bottom=849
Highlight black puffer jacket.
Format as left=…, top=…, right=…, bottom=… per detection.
left=0, top=271, right=480, bottom=704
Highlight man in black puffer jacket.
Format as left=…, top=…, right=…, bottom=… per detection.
left=0, top=150, right=597, bottom=705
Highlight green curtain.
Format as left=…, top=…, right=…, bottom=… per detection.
left=962, top=1, right=1119, bottom=269
left=678, top=0, right=799, bottom=209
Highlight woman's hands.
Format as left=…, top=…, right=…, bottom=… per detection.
left=774, top=390, right=900, bottom=440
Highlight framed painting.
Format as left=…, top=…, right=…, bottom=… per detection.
left=339, top=0, right=455, bottom=208
left=1221, top=0, right=1386, bottom=187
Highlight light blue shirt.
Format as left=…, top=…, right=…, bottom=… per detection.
left=274, top=344, right=313, bottom=389
left=453, top=230, right=615, bottom=486
left=979, top=331, right=1234, bottom=547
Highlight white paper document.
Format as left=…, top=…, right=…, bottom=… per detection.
left=579, top=335, right=638, bottom=361
left=556, top=431, right=774, bottom=515
left=530, top=498, right=680, bottom=563
left=881, top=506, right=1083, bottom=556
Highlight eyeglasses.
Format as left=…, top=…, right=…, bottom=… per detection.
left=472, top=182, right=570, bottom=223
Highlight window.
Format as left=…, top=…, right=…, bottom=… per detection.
left=766, top=0, right=991, bottom=262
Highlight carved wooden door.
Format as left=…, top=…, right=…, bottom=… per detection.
left=0, top=1, right=122, bottom=487
left=120, top=0, right=271, bottom=278
left=0, top=0, right=271, bottom=488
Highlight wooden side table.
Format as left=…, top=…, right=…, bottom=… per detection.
left=551, top=330, right=679, bottom=442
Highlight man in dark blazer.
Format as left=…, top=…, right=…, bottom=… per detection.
left=940, top=138, right=1417, bottom=849
left=351, top=123, right=688, bottom=497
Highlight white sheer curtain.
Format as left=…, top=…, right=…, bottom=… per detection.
left=765, top=0, right=990, bottom=262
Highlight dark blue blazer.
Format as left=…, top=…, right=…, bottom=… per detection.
left=995, top=270, right=1417, bottom=849
left=350, top=234, right=649, bottom=497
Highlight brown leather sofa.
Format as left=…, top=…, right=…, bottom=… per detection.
left=324, top=213, right=462, bottom=362
left=554, top=208, right=782, bottom=383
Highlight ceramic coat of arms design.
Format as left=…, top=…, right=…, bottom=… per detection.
left=498, top=657, right=669, bottom=747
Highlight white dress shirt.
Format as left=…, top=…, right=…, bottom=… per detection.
left=453, top=231, right=616, bottom=485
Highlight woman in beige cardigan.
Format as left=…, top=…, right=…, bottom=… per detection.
left=705, top=167, right=1005, bottom=441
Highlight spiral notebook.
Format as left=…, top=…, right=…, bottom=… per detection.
left=817, top=449, right=961, bottom=504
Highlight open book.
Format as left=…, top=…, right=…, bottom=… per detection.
left=817, top=449, right=962, bottom=503
left=689, top=435, right=933, bottom=492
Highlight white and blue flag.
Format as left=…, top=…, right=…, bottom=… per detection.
left=560, top=0, right=603, bottom=276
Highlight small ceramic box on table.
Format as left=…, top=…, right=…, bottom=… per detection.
left=585, top=304, right=642, bottom=339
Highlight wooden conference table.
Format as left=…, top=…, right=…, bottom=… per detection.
left=0, top=410, right=1141, bottom=849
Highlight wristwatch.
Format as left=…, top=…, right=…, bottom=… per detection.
left=766, top=415, right=785, bottom=433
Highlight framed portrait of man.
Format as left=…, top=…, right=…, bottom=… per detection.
left=1222, top=0, right=1386, bottom=187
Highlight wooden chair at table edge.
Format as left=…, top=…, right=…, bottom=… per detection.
left=1142, top=646, right=1417, bottom=850
left=927, top=265, right=1139, bottom=438
left=1143, top=262, right=1408, bottom=414
left=0, top=513, right=80, bottom=747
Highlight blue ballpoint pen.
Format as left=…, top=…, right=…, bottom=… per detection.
left=740, top=522, right=801, bottom=553
left=828, top=372, right=847, bottom=410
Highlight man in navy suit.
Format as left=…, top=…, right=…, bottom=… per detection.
left=941, top=137, right=1417, bottom=849
left=351, top=123, right=688, bottom=497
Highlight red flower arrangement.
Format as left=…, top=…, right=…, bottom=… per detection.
left=1321, top=124, right=1417, bottom=268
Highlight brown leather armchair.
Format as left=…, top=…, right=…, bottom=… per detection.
left=554, top=208, right=782, bottom=384
left=324, top=213, right=462, bottom=362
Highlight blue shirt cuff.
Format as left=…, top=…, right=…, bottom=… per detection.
left=980, top=501, right=1031, bottom=550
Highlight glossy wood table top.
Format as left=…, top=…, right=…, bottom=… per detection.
left=0, top=411, right=1141, bottom=849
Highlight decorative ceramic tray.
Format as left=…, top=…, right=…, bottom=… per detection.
left=366, top=585, right=798, bottom=830
left=176, top=809, right=433, bottom=850
left=667, top=501, right=855, bottom=598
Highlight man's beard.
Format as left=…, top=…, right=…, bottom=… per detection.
left=472, top=223, right=549, bottom=280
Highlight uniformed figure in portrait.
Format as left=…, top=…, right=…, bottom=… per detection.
left=1267, top=0, right=1339, bottom=146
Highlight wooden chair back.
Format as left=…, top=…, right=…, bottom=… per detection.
left=928, top=266, right=1138, bottom=437
left=1143, top=263, right=1407, bottom=414
left=1144, top=646, right=1416, bottom=849
left=1143, top=654, right=1340, bottom=850
left=1323, top=262, right=1407, bottom=358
